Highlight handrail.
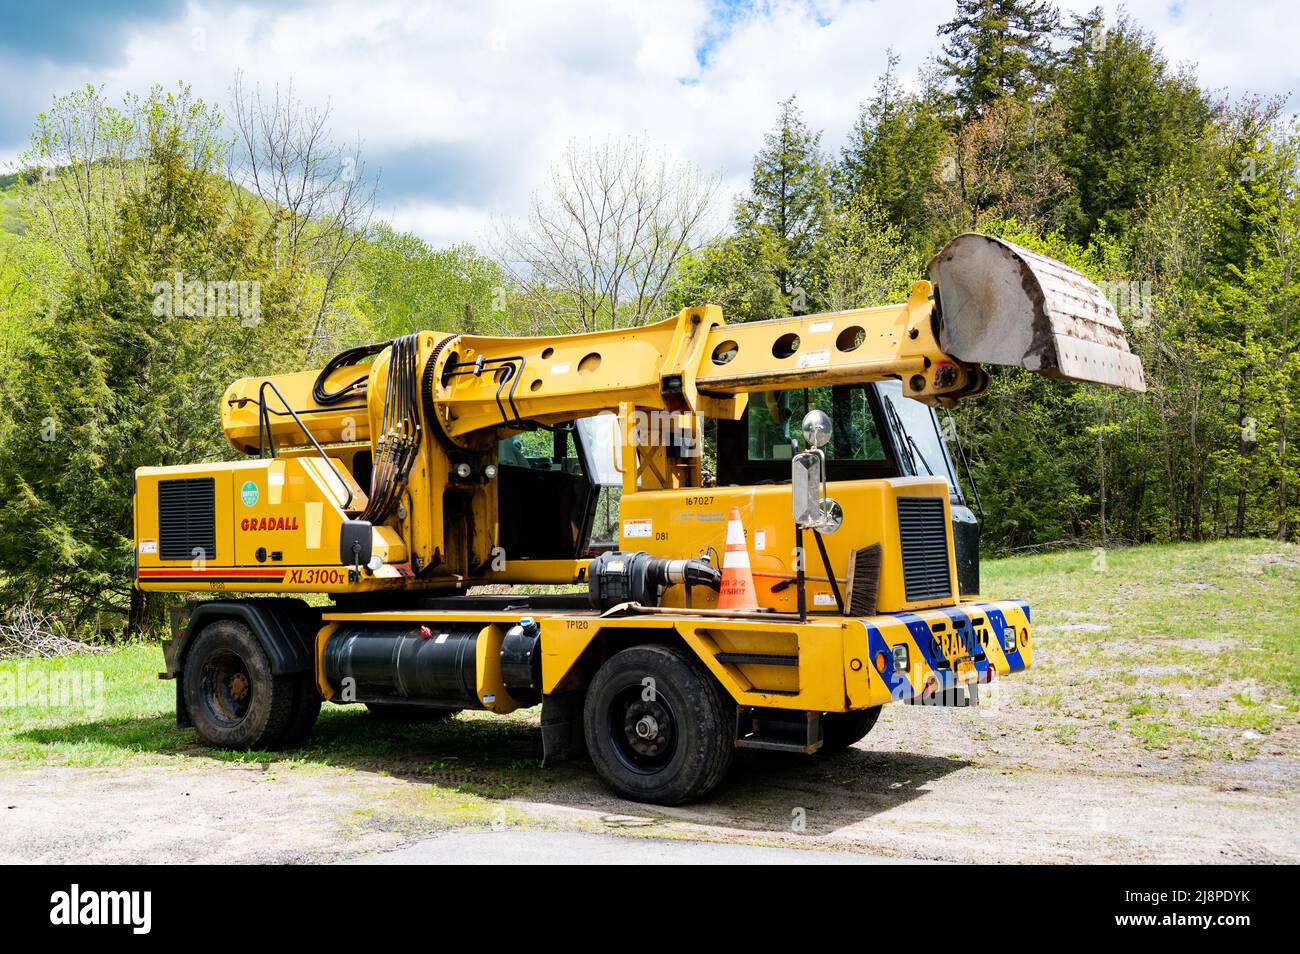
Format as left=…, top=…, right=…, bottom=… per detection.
left=256, top=380, right=356, bottom=510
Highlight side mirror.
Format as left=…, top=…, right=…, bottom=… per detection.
left=792, top=451, right=823, bottom=526
left=792, top=410, right=842, bottom=534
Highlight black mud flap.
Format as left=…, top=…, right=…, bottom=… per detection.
left=540, top=691, right=588, bottom=764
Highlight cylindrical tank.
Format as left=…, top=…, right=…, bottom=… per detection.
left=500, top=617, right=542, bottom=705
left=323, top=624, right=482, bottom=708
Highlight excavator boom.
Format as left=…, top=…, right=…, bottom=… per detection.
left=222, top=234, right=1144, bottom=455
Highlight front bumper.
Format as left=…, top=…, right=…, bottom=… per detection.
left=845, top=599, right=1032, bottom=709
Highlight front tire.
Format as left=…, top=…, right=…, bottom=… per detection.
left=819, top=706, right=881, bottom=754
left=584, top=644, right=735, bottom=805
left=182, top=619, right=296, bottom=750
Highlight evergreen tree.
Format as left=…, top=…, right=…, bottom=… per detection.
left=838, top=51, right=947, bottom=238
left=735, top=96, right=831, bottom=305
left=1053, top=11, right=1211, bottom=242
left=937, top=0, right=1060, bottom=117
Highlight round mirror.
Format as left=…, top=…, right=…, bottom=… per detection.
left=801, top=409, right=831, bottom=448
left=818, top=498, right=843, bottom=533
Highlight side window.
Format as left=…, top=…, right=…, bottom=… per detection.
left=575, top=414, right=622, bottom=554
left=746, top=386, right=886, bottom=462
left=499, top=429, right=582, bottom=474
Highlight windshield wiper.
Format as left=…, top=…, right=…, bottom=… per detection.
left=884, top=396, right=934, bottom=477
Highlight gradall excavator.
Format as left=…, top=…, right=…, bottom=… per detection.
left=136, top=234, right=1145, bottom=804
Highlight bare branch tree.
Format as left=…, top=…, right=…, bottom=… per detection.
left=495, top=138, right=718, bottom=333
left=228, top=73, right=377, bottom=356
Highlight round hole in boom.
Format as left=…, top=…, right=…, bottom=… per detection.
left=541, top=347, right=554, bottom=360
left=578, top=352, right=602, bottom=374
left=529, top=378, right=543, bottom=392
left=773, top=333, right=800, bottom=359
left=711, top=340, right=739, bottom=365
left=494, top=365, right=513, bottom=385
left=836, top=325, right=865, bottom=352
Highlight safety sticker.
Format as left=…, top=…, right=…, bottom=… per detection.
left=754, top=530, right=766, bottom=550
left=808, top=319, right=834, bottom=333
left=813, top=592, right=837, bottom=606
left=551, top=363, right=571, bottom=375
left=138, top=539, right=158, bottom=555
left=797, top=350, right=830, bottom=369
left=623, top=519, right=653, bottom=539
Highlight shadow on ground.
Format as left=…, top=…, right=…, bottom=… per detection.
left=19, top=708, right=967, bottom=836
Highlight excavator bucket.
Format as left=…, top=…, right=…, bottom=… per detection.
left=928, top=233, right=1146, bottom=391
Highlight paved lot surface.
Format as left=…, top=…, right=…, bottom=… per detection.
left=351, top=829, right=917, bottom=864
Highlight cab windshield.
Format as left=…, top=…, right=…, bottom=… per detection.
left=877, top=380, right=964, bottom=504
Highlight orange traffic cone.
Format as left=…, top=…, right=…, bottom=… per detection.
left=717, top=507, right=759, bottom=611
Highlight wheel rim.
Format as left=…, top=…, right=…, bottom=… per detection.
left=199, top=649, right=253, bottom=728
left=607, top=684, right=678, bottom=775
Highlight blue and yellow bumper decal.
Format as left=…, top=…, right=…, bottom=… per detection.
left=844, top=599, right=1032, bottom=710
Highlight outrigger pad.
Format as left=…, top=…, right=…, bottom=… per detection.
left=928, top=233, right=1147, bottom=391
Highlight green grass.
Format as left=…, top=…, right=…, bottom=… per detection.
left=1, top=539, right=1296, bottom=778
left=982, top=538, right=1300, bottom=758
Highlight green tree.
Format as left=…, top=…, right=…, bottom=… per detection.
left=350, top=223, right=506, bottom=338
left=665, top=224, right=786, bottom=324
left=937, top=0, right=1059, bottom=117
left=1053, top=11, right=1211, bottom=242
left=735, top=96, right=831, bottom=305
left=838, top=51, right=947, bottom=238
left=0, top=87, right=299, bottom=633
left=812, top=197, right=922, bottom=311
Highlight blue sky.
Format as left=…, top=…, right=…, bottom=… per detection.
left=0, top=0, right=1294, bottom=246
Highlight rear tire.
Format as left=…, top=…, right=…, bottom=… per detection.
left=819, top=706, right=881, bottom=754
left=365, top=703, right=459, bottom=723
left=183, top=620, right=296, bottom=750
left=584, top=644, right=734, bottom=805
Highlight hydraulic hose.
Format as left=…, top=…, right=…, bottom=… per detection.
left=360, top=334, right=422, bottom=524
left=313, top=341, right=391, bottom=406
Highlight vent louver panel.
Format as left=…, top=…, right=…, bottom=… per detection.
left=158, top=478, right=216, bottom=562
left=897, top=496, right=951, bottom=602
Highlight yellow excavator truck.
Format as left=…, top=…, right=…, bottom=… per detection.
left=136, top=234, right=1145, bottom=804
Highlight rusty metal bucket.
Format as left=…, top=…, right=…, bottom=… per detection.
left=927, top=233, right=1146, bottom=391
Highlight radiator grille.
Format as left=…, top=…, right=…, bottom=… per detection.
left=158, top=478, right=216, bottom=562
left=897, top=496, right=951, bottom=602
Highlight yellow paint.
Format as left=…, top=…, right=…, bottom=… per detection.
left=473, top=623, right=520, bottom=714
left=314, top=622, right=341, bottom=700
left=619, top=476, right=958, bottom=614
left=304, top=501, right=323, bottom=550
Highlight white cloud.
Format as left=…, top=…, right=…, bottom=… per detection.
left=2, top=0, right=1295, bottom=246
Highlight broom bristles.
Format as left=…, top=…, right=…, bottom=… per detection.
left=845, top=543, right=882, bottom=617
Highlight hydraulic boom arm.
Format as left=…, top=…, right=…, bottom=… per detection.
left=223, top=233, right=1144, bottom=456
